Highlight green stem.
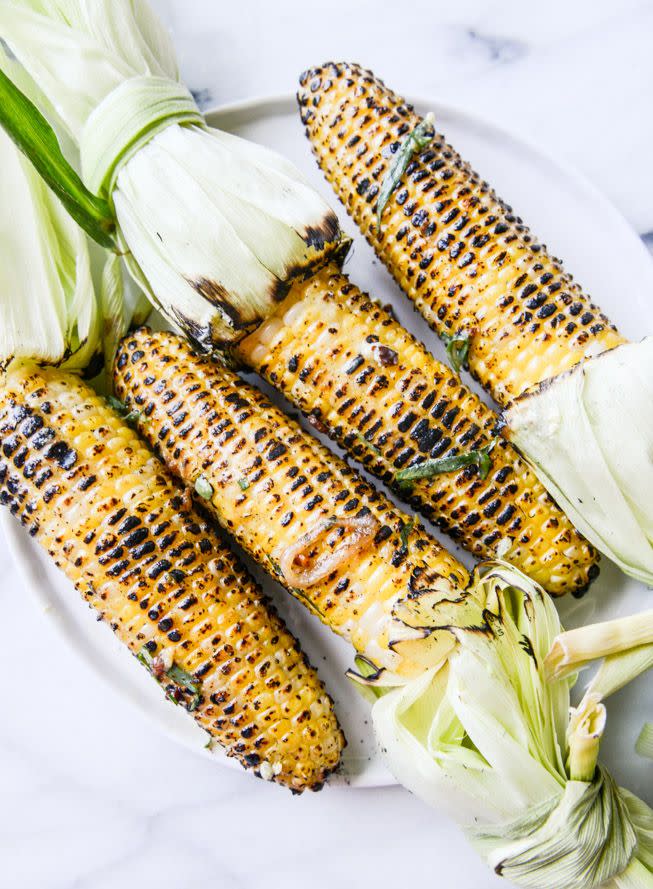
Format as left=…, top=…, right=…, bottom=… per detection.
left=440, top=329, right=472, bottom=374
left=0, top=67, right=116, bottom=248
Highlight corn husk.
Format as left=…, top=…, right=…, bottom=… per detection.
left=372, top=562, right=653, bottom=888
left=637, top=724, right=653, bottom=760
left=504, top=338, right=653, bottom=585
left=0, top=0, right=345, bottom=348
left=0, top=118, right=99, bottom=371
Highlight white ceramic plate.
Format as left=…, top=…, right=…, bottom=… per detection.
left=3, top=95, right=653, bottom=797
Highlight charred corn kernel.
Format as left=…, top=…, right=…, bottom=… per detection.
left=114, top=328, right=469, bottom=681
left=0, top=362, right=343, bottom=791
left=236, top=265, right=599, bottom=597
left=297, top=62, right=626, bottom=405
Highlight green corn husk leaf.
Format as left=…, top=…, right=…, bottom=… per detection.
left=504, top=338, right=653, bottom=585
left=0, top=113, right=101, bottom=371
left=373, top=562, right=653, bottom=889
left=99, top=251, right=125, bottom=370
left=636, top=724, right=653, bottom=761
left=346, top=655, right=393, bottom=704
left=0, top=59, right=115, bottom=248
left=0, top=52, right=150, bottom=375
left=0, top=0, right=347, bottom=350
left=587, top=644, right=653, bottom=700
left=545, top=610, right=653, bottom=681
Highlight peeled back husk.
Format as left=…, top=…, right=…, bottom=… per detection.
left=0, top=0, right=346, bottom=349
left=372, top=562, right=653, bottom=889
left=0, top=123, right=100, bottom=372
left=503, top=338, right=653, bottom=586
left=111, top=121, right=344, bottom=348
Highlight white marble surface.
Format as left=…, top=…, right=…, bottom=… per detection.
left=2, top=2, right=653, bottom=887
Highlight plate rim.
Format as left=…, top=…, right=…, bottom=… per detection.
left=206, top=90, right=653, bottom=288
left=4, top=90, right=651, bottom=791
left=1, top=500, right=389, bottom=788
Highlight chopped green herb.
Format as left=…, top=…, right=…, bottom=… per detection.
left=396, top=439, right=498, bottom=487
left=164, top=690, right=180, bottom=707
left=291, top=586, right=326, bottom=620
left=440, top=329, right=471, bottom=375
left=266, top=553, right=282, bottom=576
left=136, top=647, right=154, bottom=670
left=398, top=516, right=415, bottom=550
left=237, top=477, right=250, bottom=491
left=376, top=113, right=436, bottom=230
left=355, top=431, right=381, bottom=456
left=167, top=663, right=202, bottom=711
left=194, top=474, right=214, bottom=500
left=136, top=646, right=202, bottom=711
left=106, top=394, right=142, bottom=427
left=476, top=440, right=498, bottom=479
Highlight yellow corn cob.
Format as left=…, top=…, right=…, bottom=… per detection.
left=236, top=264, right=599, bottom=597
left=0, top=362, right=344, bottom=791
left=297, top=62, right=626, bottom=405
left=114, top=328, right=469, bottom=681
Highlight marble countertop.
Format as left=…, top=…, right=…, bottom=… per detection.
left=2, top=2, right=652, bottom=887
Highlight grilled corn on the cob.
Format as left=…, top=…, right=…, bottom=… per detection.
left=114, top=328, right=469, bottom=681
left=236, top=264, right=599, bottom=596
left=297, top=62, right=626, bottom=405
left=0, top=362, right=344, bottom=791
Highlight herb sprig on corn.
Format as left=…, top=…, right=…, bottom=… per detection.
left=297, top=62, right=626, bottom=405
left=114, top=327, right=470, bottom=682
left=236, top=265, right=599, bottom=596
left=0, top=4, right=600, bottom=598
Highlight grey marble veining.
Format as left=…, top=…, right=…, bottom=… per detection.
left=153, top=0, right=653, bottom=232
left=1, top=2, right=652, bottom=887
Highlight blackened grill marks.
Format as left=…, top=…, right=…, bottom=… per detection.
left=299, top=62, right=623, bottom=411
left=1, top=366, right=344, bottom=789
left=108, top=507, right=127, bottom=526
left=45, top=440, right=78, bottom=470
left=288, top=66, right=606, bottom=595
left=114, top=328, right=468, bottom=641
left=123, top=526, right=149, bottom=548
